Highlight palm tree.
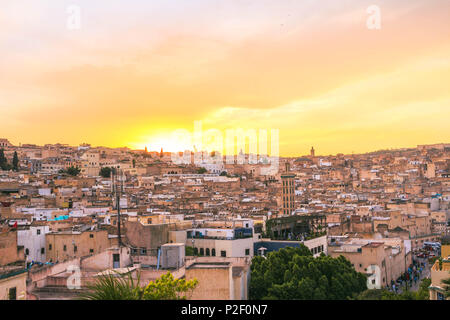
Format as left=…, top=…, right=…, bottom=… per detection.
left=79, top=271, right=142, bottom=300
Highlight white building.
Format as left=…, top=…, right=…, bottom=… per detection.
left=186, top=228, right=255, bottom=258
left=17, top=226, right=50, bottom=263
left=18, top=207, right=69, bottom=221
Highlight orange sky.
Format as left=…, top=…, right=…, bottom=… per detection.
left=1, top=1, right=449, bottom=156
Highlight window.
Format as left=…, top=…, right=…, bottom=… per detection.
left=212, top=249, right=216, bottom=256
left=245, top=249, right=250, bottom=256
left=89, top=234, right=94, bottom=238
left=206, top=248, right=210, bottom=256
left=8, top=287, right=17, bottom=300
left=140, top=248, right=147, bottom=255
left=25, top=248, right=29, bottom=255
left=41, top=248, right=45, bottom=254
left=194, top=247, right=198, bottom=255
left=49, top=244, right=52, bottom=251
left=63, top=245, right=67, bottom=251
left=37, top=229, right=41, bottom=235
left=359, top=264, right=362, bottom=268
left=199, top=248, right=204, bottom=256
left=74, top=246, right=77, bottom=252
left=89, top=249, right=94, bottom=253
left=221, top=250, right=226, bottom=257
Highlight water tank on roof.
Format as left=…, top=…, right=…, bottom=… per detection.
left=160, top=243, right=185, bottom=269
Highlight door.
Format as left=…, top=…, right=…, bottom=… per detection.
left=113, top=254, right=120, bottom=269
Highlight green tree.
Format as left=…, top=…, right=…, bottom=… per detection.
left=416, top=278, right=432, bottom=300
left=99, top=167, right=112, bottom=178
left=80, top=271, right=198, bottom=300
left=66, top=166, right=81, bottom=176
left=0, top=149, right=8, bottom=170
left=12, top=151, right=19, bottom=171
left=249, top=246, right=367, bottom=300
left=141, top=272, right=198, bottom=300
left=197, top=167, right=207, bottom=174
left=443, top=277, right=450, bottom=298
left=354, top=278, right=431, bottom=300
left=185, top=246, right=195, bottom=256
left=354, top=289, right=398, bottom=300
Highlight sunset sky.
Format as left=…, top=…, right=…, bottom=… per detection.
left=1, top=0, right=449, bottom=156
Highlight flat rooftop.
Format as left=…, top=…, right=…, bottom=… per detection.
left=364, top=242, right=384, bottom=248
left=186, top=262, right=231, bottom=269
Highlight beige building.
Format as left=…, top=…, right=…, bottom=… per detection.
left=429, top=259, right=450, bottom=300
left=429, top=245, right=450, bottom=300
left=28, top=246, right=131, bottom=299
left=0, top=267, right=27, bottom=300
left=0, top=230, right=25, bottom=266
left=280, top=173, right=295, bottom=216
left=185, top=257, right=251, bottom=300
left=329, top=238, right=411, bottom=289
left=0, top=138, right=12, bottom=148
left=46, top=229, right=112, bottom=262
left=0, top=229, right=27, bottom=300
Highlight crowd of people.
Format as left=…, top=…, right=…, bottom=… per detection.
left=387, top=255, right=429, bottom=293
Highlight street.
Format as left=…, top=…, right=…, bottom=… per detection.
left=396, top=255, right=432, bottom=294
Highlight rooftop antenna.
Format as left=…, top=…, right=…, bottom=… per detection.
left=113, top=168, right=123, bottom=247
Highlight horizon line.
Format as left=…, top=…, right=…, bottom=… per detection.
left=2, top=138, right=449, bottom=159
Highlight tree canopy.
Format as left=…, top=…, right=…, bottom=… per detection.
left=99, top=167, right=114, bottom=178
left=443, top=276, right=450, bottom=298
left=65, top=166, right=81, bottom=176
left=197, top=167, right=207, bottom=174
left=249, top=246, right=367, bottom=300
left=0, top=149, right=11, bottom=171
left=12, top=151, right=19, bottom=171
left=141, top=272, right=198, bottom=300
